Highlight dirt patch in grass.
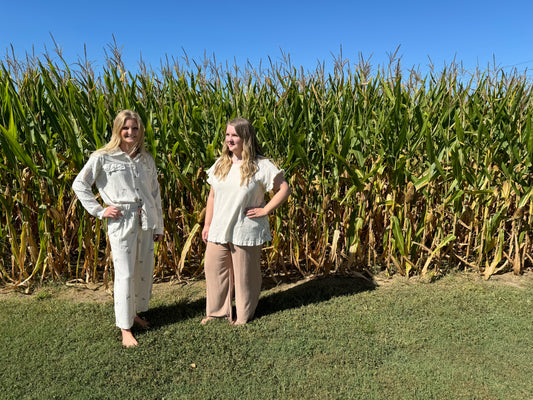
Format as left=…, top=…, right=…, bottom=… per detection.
left=2, top=269, right=533, bottom=303
left=373, top=269, right=533, bottom=290
left=483, top=269, right=533, bottom=288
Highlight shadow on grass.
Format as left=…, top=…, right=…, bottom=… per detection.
left=143, top=297, right=207, bottom=329
left=144, top=274, right=375, bottom=329
left=255, top=275, right=376, bottom=320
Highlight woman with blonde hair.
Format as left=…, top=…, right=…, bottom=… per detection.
left=73, top=110, right=164, bottom=347
left=201, top=118, right=291, bottom=325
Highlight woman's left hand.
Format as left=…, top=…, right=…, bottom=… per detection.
left=245, top=207, right=268, bottom=218
left=153, top=234, right=164, bottom=242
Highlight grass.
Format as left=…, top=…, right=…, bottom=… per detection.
left=2, top=273, right=533, bottom=400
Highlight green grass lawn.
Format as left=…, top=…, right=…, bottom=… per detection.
left=2, top=273, right=533, bottom=400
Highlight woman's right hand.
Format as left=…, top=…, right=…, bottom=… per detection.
left=202, top=225, right=210, bottom=243
left=103, top=206, right=123, bottom=220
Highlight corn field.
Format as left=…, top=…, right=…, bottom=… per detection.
left=1, top=50, right=532, bottom=288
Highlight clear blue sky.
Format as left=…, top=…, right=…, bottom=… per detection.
left=2, top=0, right=532, bottom=78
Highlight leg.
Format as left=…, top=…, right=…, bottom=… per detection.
left=231, top=244, right=262, bottom=325
left=113, top=242, right=140, bottom=346
left=203, top=242, right=234, bottom=323
left=111, top=237, right=138, bottom=330
left=109, top=211, right=140, bottom=346
left=134, top=228, right=155, bottom=318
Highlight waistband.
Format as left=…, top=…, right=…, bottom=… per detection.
left=119, top=202, right=148, bottom=230
left=118, top=202, right=143, bottom=211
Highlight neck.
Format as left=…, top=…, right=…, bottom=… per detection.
left=120, top=143, right=138, bottom=157
left=231, top=153, right=242, bottom=163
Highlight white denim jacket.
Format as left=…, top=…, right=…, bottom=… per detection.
left=72, top=149, right=164, bottom=235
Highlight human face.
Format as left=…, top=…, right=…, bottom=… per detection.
left=226, top=124, right=243, bottom=158
left=120, top=119, right=139, bottom=151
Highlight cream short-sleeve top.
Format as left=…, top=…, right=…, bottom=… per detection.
left=206, top=157, right=283, bottom=246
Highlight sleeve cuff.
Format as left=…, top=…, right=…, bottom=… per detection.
left=95, top=207, right=106, bottom=219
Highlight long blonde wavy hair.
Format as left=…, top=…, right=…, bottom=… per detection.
left=213, top=118, right=263, bottom=186
left=95, top=109, right=146, bottom=156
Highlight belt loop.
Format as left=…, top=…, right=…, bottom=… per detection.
left=137, top=203, right=148, bottom=230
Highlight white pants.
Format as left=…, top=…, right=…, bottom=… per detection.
left=108, top=205, right=155, bottom=329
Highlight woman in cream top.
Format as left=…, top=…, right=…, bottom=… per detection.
left=201, top=118, right=291, bottom=325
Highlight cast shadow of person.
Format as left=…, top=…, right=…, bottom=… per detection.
left=254, top=275, right=376, bottom=321
left=143, top=291, right=206, bottom=330
left=141, top=274, right=376, bottom=331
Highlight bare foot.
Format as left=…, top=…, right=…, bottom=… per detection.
left=200, top=317, right=215, bottom=325
left=230, top=320, right=246, bottom=326
left=134, top=315, right=150, bottom=329
left=121, top=329, right=138, bottom=347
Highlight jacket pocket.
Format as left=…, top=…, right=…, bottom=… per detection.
left=103, top=163, right=126, bottom=174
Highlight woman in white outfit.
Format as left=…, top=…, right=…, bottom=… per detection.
left=201, top=118, right=291, bottom=325
left=73, top=110, right=164, bottom=347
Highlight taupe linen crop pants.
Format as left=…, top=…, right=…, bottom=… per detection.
left=204, top=242, right=262, bottom=324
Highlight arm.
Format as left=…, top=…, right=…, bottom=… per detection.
left=73, top=155, right=123, bottom=221
left=202, top=187, right=215, bottom=243
left=150, top=157, right=164, bottom=242
left=246, top=172, right=291, bottom=218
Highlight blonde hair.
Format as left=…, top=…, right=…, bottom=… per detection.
left=95, top=110, right=146, bottom=156
left=213, top=118, right=263, bottom=186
